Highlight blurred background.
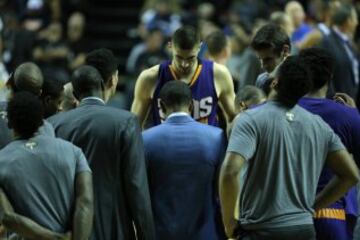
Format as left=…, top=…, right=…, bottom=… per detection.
left=0, top=0, right=359, bottom=109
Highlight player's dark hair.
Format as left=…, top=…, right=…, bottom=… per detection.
left=206, top=30, right=227, bottom=56
left=332, top=3, right=354, bottom=26
left=251, top=24, right=291, bottom=56
left=275, top=56, right=313, bottom=107
left=7, top=91, right=44, bottom=139
left=71, top=65, right=104, bottom=99
left=159, top=81, right=192, bottom=109
left=299, top=47, right=334, bottom=91
left=172, top=26, right=200, bottom=50
left=86, top=48, right=118, bottom=84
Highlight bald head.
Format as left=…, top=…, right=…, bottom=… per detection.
left=14, top=62, right=43, bottom=95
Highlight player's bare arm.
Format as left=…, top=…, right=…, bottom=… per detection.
left=131, top=65, right=159, bottom=128
left=214, top=63, right=236, bottom=123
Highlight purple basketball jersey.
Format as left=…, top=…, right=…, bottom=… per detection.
left=151, top=59, right=218, bottom=126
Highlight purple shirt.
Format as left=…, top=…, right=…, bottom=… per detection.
left=299, top=97, right=360, bottom=216
left=152, top=59, right=219, bottom=127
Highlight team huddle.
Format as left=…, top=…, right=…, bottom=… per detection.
left=0, top=11, right=360, bottom=240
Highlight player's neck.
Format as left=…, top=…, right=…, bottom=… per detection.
left=171, top=60, right=199, bottom=83
left=305, top=85, right=328, bottom=99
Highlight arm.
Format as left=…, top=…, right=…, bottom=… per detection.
left=131, top=65, right=158, bottom=129
left=0, top=188, right=68, bottom=240
left=219, top=152, right=245, bottom=238
left=214, top=63, right=236, bottom=124
left=296, top=29, right=323, bottom=50
left=72, top=172, right=94, bottom=240
left=314, top=150, right=359, bottom=210
left=123, top=115, right=155, bottom=240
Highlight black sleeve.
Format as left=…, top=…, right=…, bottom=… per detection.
left=122, top=115, right=156, bottom=240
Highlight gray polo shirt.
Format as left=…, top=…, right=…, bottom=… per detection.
left=228, top=101, right=345, bottom=229
left=0, top=135, right=91, bottom=232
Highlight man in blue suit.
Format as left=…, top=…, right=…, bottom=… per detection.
left=143, top=80, right=226, bottom=240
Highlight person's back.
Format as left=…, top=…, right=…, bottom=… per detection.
left=143, top=80, right=226, bottom=239
left=49, top=65, right=155, bottom=240
left=0, top=134, right=89, bottom=232
left=144, top=120, right=225, bottom=239
left=234, top=101, right=340, bottom=228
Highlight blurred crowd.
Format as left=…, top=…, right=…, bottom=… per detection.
left=0, top=0, right=360, bottom=106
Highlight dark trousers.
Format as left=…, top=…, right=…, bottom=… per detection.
left=238, top=224, right=316, bottom=240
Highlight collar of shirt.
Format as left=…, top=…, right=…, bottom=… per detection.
left=167, top=112, right=190, bottom=119
left=81, top=96, right=105, bottom=104
left=333, top=26, right=349, bottom=42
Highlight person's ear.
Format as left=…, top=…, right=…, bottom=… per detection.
left=282, top=44, right=290, bottom=59
left=271, top=78, right=279, bottom=89
left=189, top=100, right=194, bottom=113
left=239, top=101, right=247, bottom=111
left=43, top=95, right=51, bottom=106
left=160, top=100, right=167, bottom=115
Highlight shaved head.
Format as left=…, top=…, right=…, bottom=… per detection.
left=14, top=62, right=43, bottom=95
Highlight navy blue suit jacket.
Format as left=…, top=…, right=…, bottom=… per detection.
left=143, top=114, right=226, bottom=240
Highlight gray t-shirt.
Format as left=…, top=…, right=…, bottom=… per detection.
left=0, top=135, right=91, bottom=232
left=228, top=101, right=345, bottom=229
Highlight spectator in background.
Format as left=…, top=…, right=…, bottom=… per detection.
left=297, top=1, right=341, bottom=50
left=321, top=2, right=359, bottom=103
left=285, top=1, right=312, bottom=43
left=226, top=23, right=262, bottom=91
left=67, top=11, right=87, bottom=72
left=33, top=22, right=70, bottom=84
left=133, top=28, right=168, bottom=75
left=205, top=30, right=231, bottom=66
left=141, top=0, right=182, bottom=37
left=0, top=35, right=9, bottom=102
left=270, top=11, right=295, bottom=38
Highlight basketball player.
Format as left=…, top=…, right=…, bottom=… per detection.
left=131, top=25, right=236, bottom=128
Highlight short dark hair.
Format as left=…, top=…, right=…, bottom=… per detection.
left=275, top=56, right=313, bottom=107
left=205, top=30, right=227, bottom=56
left=172, top=26, right=200, bottom=50
left=71, top=65, right=104, bottom=99
left=159, top=81, right=192, bottom=109
left=235, top=85, right=265, bottom=106
left=251, top=24, right=291, bottom=55
left=85, top=48, right=118, bottom=84
left=332, top=3, right=354, bottom=26
left=299, top=47, right=334, bottom=91
left=7, top=91, right=44, bottom=139
left=41, top=77, right=64, bottom=100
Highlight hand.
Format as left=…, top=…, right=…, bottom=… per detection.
left=224, top=218, right=239, bottom=239
left=333, top=93, right=357, bottom=108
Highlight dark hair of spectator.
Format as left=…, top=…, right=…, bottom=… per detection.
left=332, top=3, right=354, bottom=26
left=251, top=24, right=291, bottom=56
left=86, top=48, right=118, bottom=84
left=7, top=91, right=44, bottom=139
left=41, top=77, right=64, bottom=99
left=172, top=26, right=200, bottom=50
left=235, top=85, right=265, bottom=106
left=275, top=56, right=313, bottom=107
left=205, top=30, right=227, bottom=56
left=299, top=47, right=334, bottom=91
left=159, top=81, right=192, bottom=109
left=71, top=65, right=104, bottom=99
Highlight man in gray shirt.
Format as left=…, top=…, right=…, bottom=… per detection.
left=219, top=56, right=359, bottom=240
left=0, top=92, right=93, bottom=240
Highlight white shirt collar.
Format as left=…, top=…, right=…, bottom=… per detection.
left=82, top=96, right=105, bottom=104
left=167, top=112, right=190, bottom=119
left=333, top=26, right=349, bottom=42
